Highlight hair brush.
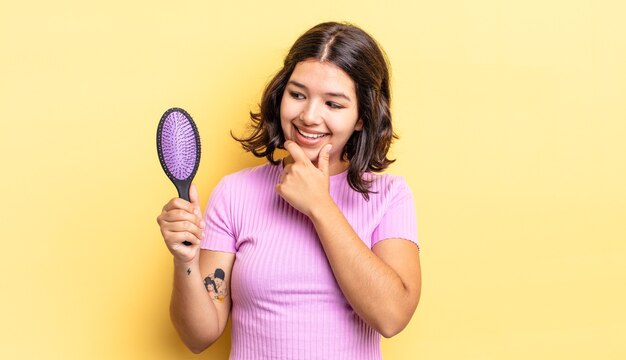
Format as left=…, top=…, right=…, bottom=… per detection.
left=157, top=107, right=201, bottom=245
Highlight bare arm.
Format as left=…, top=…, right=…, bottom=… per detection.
left=157, top=184, right=235, bottom=353
left=170, top=250, right=234, bottom=353
left=276, top=142, right=421, bottom=337
left=309, top=203, right=421, bottom=338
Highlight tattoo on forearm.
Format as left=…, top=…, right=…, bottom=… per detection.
left=187, top=268, right=191, bottom=276
left=204, top=268, right=228, bottom=301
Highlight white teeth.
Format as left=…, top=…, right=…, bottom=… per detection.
left=297, top=128, right=327, bottom=139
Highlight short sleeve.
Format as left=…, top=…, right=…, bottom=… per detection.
left=371, top=177, right=419, bottom=249
left=200, top=177, right=237, bottom=253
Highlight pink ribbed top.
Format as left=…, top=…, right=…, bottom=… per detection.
left=201, top=162, right=418, bottom=360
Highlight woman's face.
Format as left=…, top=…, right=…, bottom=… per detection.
left=280, top=59, right=362, bottom=173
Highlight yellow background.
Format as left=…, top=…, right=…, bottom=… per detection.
left=1, top=0, right=624, bottom=359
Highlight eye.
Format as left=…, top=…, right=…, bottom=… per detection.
left=326, top=101, right=344, bottom=109
left=289, top=91, right=305, bottom=100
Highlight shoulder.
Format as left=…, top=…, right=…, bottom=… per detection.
left=212, top=162, right=281, bottom=198
left=207, top=162, right=280, bottom=210
left=365, top=172, right=414, bottom=200
left=219, top=162, right=281, bottom=187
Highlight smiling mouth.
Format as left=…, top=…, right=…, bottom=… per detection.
left=295, top=126, right=329, bottom=139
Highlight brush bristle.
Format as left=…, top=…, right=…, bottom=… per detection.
left=160, top=110, right=199, bottom=180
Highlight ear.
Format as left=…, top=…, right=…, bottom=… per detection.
left=354, top=118, right=364, bottom=131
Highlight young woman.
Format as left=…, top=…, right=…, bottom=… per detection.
left=157, top=21, right=421, bottom=359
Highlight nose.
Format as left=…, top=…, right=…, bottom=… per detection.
left=300, top=100, right=323, bottom=126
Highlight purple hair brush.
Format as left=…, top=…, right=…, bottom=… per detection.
left=157, top=108, right=201, bottom=245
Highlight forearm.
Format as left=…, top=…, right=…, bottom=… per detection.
left=170, top=259, right=220, bottom=353
left=310, top=200, right=416, bottom=338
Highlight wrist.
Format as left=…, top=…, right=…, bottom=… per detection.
left=173, top=256, right=199, bottom=271
left=309, top=195, right=338, bottom=222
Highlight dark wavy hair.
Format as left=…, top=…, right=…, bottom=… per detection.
left=232, top=21, right=397, bottom=200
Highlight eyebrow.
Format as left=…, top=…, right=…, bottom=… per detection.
left=287, top=80, right=352, bottom=102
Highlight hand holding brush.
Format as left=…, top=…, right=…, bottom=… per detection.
left=157, top=183, right=205, bottom=263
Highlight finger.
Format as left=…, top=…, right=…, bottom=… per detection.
left=189, top=183, right=201, bottom=209
left=283, top=140, right=310, bottom=164
left=161, top=226, right=203, bottom=244
left=189, top=184, right=203, bottom=219
left=161, top=208, right=203, bottom=227
left=167, top=220, right=204, bottom=240
left=163, top=197, right=196, bottom=214
left=317, top=144, right=332, bottom=176
left=165, top=230, right=201, bottom=246
left=282, top=163, right=292, bottom=176
left=279, top=163, right=292, bottom=186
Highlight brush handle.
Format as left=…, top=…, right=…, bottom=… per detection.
left=175, top=178, right=193, bottom=246
left=176, top=180, right=191, bottom=203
